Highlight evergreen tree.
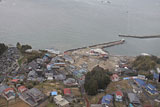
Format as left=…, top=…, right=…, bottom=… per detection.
left=84, top=66, right=111, bottom=95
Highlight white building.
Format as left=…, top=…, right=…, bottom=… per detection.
left=54, top=95, right=69, bottom=107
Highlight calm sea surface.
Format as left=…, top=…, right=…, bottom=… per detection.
left=0, top=0, right=160, bottom=56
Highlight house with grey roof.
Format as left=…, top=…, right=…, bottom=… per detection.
left=20, top=88, right=45, bottom=106
left=0, top=85, right=9, bottom=95
left=63, top=55, right=74, bottom=64
left=127, top=93, right=141, bottom=106
left=64, top=78, right=78, bottom=86
left=54, top=74, right=66, bottom=81
left=28, top=70, right=38, bottom=78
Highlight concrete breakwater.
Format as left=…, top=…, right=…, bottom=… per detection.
left=64, top=39, right=125, bottom=53
left=119, top=34, right=160, bottom=39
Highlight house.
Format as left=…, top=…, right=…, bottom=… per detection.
left=54, top=74, right=66, bottom=81
left=28, top=61, right=39, bottom=71
left=51, top=91, right=58, bottom=96
left=43, top=53, right=51, bottom=62
left=134, top=79, right=146, bottom=88
left=111, top=74, right=119, bottom=82
left=28, top=70, right=38, bottom=78
left=51, top=56, right=64, bottom=63
left=101, top=94, right=113, bottom=105
left=89, top=48, right=108, bottom=56
left=73, top=69, right=87, bottom=80
left=2, top=88, right=16, bottom=100
left=64, top=78, right=78, bottom=86
left=20, top=92, right=38, bottom=106
left=91, top=104, right=104, bottom=107
left=127, top=93, right=140, bottom=105
left=0, top=76, right=4, bottom=83
left=18, top=86, right=27, bottom=93
left=64, top=88, right=71, bottom=96
left=45, top=49, right=60, bottom=55
left=36, top=69, right=43, bottom=76
left=36, top=58, right=43, bottom=64
left=115, top=91, right=123, bottom=102
left=129, top=103, right=134, bottom=107
left=18, top=75, right=25, bottom=82
left=11, top=79, right=19, bottom=83
left=26, top=88, right=45, bottom=102
left=47, top=64, right=53, bottom=71
left=45, top=73, right=53, bottom=80
left=54, top=95, right=69, bottom=107
left=0, top=85, right=9, bottom=95
left=63, top=55, right=74, bottom=64
left=145, top=84, right=158, bottom=95
left=138, top=75, right=146, bottom=80
left=153, top=72, right=159, bottom=81
left=132, top=84, right=142, bottom=94
left=20, top=88, right=45, bottom=106
left=54, top=63, right=66, bottom=67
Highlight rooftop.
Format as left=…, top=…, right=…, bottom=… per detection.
left=101, top=94, right=113, bottom=105
left=134, top=78, right=146, bottom=87
left=64, top=88, right=71, bottom=95
left=116, top=91, right=123, bottom=96
left=51, top=91, right=58, bottom=96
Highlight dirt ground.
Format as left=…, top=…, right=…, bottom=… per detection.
left=0, top=98, right=29, bottom=107
left=71, top=88, right=81, bottom=97
left=35, top=81, right=64, bottom=96
left=70, top=48, right=135, bottom=71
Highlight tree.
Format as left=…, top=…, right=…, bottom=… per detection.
left=85, top=79, right=98, bottom=95
left=21, top=44, right=32, bottom=53
left=84, top=66, right=111, bottom=95
left=16, top=42, right=21, bottom=49
left=16, top=43, right=32, bottom=53
left=0, top=43, right=8, bottom=55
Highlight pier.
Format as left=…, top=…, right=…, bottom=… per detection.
left=64, top=39, right=125, bottom=53
left=119, top=34, right=160, bottom=39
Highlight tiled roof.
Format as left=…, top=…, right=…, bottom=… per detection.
left=4, top=88, right=14, bottom=92
left=64, top=88, right=71, bottom=95
left=134, top=79, right=146, bottom=87
left=116, top=91, right=123, bottom=96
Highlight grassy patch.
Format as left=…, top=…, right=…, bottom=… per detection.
left=18, top=56, right=26, bottom=65
left=47, top=102, right=57, bottom=107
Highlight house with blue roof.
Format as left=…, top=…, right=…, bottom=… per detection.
left=73, top=69, right=87, bottom=80
left=145, top=84, right=158, bottom=95
left=51, top=91, right=58, bottom=96
left=134, top=79, right=146, bottom=88
left=101, top=94, right=113, bottom=105
left=153, top=72, right=159, bottom=81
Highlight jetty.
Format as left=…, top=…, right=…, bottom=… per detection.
left=64, top=39, right=125, bottom=53
left=119, top=34, right=160, bottom=39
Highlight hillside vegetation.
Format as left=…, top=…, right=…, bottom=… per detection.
left=132, top=55, right=160, bottom=71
